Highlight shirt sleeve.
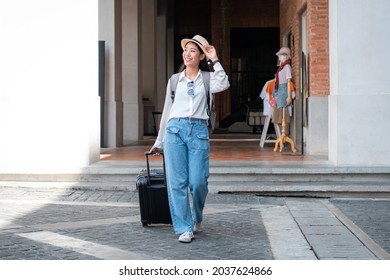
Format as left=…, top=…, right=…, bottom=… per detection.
left=260, top=81, right=269, bottom=99
left=285, top=64, right=292, bottom=80
left=210, top=62, right=230, bottom=94
left=153, top=80, right=173, bottom=149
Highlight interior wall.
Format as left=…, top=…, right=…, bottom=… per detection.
left=174, top=0, right=211, bottom=35
left=230, top=0, right=279, bottom=27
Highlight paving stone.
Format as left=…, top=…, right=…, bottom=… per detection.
left=286, top=199, right=379, bottom=259
left=331, top=199, right=390, bottom=255
left=1, top=187, right=389, bottom=260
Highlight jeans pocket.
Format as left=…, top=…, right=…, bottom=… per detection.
left=194, top=133, right=209, bottom=150
left=166, top=126, right=180, bottom=144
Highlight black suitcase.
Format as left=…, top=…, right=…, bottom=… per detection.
left=136, top=151, right=172, bottom=226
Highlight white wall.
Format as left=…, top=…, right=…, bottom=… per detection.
left=329, top=0, right=390, bottom=166
left=0, top=0, right=100, bottom=172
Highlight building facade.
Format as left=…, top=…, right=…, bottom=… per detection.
left=1, top=0, right=390, bottom=174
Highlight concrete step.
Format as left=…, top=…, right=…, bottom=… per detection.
left=1, top=161, right=390, bottom=194
left=2, top=167, right=390, bottom=182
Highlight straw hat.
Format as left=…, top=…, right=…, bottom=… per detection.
left=181, top=35, right=210, bottom=60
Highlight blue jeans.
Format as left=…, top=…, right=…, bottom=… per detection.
left=163, top=118, right=210, bottom=234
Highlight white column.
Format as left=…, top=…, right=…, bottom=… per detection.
left=99, top=0, right=123, bottom=147
left=329, top=0, right=390, bottom=166
left=122, top=0, right=143, bottom=143
left=0, top=0, right=100, bottom=172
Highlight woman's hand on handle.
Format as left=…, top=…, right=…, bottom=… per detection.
left=149, top=146, right=162, bottom=155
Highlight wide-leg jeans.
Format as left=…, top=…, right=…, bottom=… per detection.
left=164, top=118, right=210, bottom=234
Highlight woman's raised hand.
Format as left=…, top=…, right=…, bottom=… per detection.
left=204, top=45, right=218, bottom=62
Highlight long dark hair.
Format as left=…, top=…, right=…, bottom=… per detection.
left=178, top=43, right=214, bottom=73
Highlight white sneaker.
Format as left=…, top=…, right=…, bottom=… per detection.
left=178, top=231, right=194, bottom=243
left=194, top=222, right=201, bottom=233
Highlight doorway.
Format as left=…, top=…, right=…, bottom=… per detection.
left=221, top=28, right=279, bottom=128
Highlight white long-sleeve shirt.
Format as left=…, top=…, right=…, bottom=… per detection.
left=154, top=62, right=230, bottom=149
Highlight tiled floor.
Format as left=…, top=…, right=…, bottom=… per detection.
left=100, top=134, right=316, bottom=162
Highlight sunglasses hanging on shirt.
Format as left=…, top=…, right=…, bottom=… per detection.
left=187, top=81, right=194, bottom=96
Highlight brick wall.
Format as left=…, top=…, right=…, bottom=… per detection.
left=280, top=0, right=329, bottom=97
left=307, top=0, right=329, bottom=96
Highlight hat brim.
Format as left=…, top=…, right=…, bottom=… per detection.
left=276, top=51, right=289, bottom=56
left=276, top=49, right=291, bottom=57
left=181, top=39, right=209, bottom=60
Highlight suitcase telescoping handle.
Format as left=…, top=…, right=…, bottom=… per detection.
left=145, top=151, right=167, bottom=186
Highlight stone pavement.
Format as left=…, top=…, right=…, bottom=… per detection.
left=0, top=186, right=389, bottom=260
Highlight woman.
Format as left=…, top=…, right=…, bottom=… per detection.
left=149, top=35, right=230, bottom=243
